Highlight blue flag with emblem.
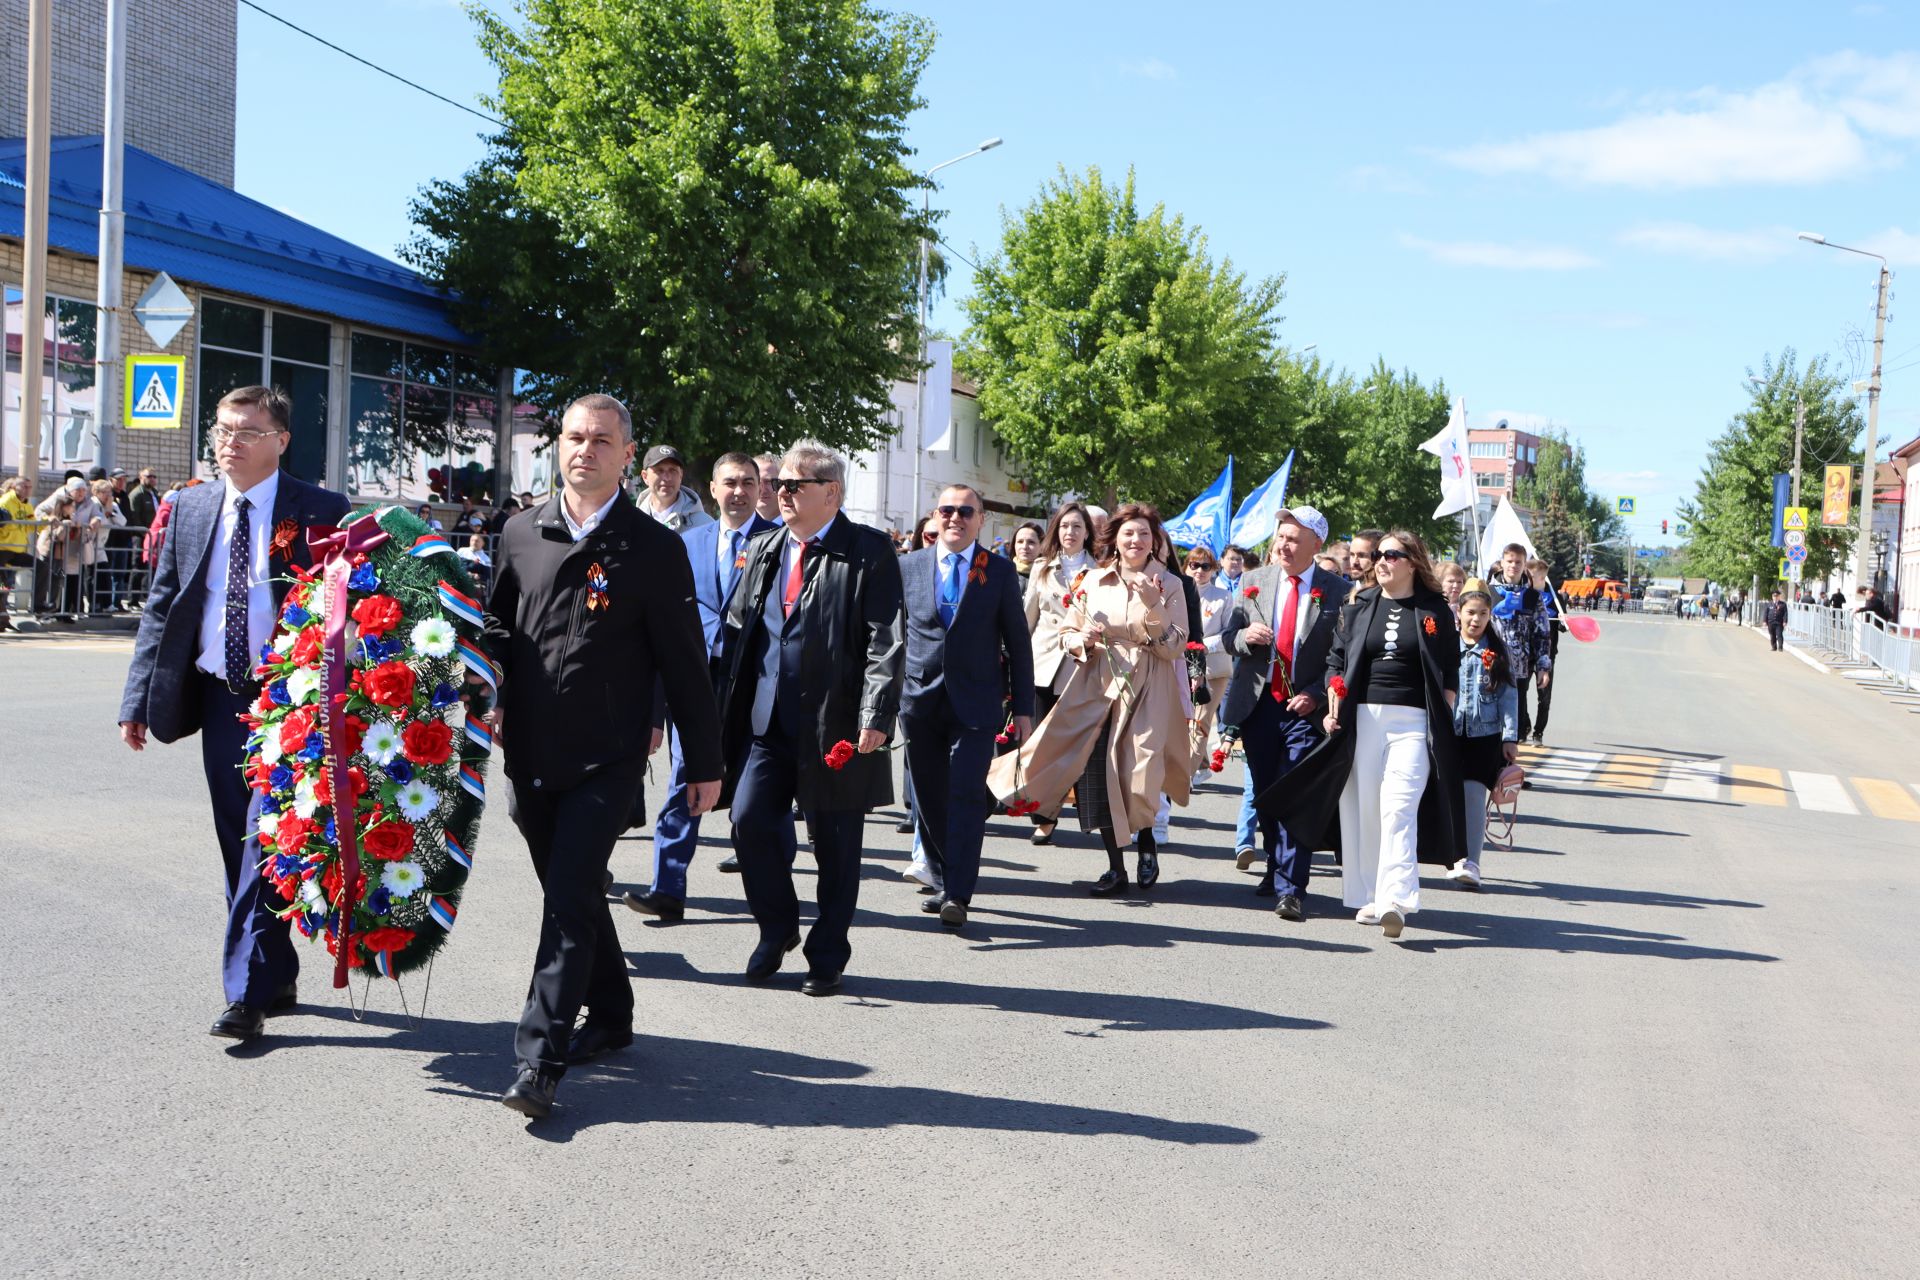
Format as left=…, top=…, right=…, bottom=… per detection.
left=1163, top=457, right=1235, bottom=555
left=1228, top=451, right=1295, bottom=549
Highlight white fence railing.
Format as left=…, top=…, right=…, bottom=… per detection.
left=1785, top=603, right=1920, bottom=691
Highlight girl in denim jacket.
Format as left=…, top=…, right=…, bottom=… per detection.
left=1449, top=583, right=1519, bottom=889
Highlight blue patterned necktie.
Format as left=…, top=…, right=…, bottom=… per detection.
left=722, top=528, right=743, bottom=600
left=224, top=495, right=253, bottom=693
left=939, top=552, right=961, bottom=628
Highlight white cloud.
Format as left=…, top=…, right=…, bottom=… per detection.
left=1397, top=233, right=1598, bottom=271
left=1618, top=222, right=1798, bottom=262
left=1441, top=52, right=1920, bottom=188
left=1118, top=58, right=1177, bottom=82
left=1860, top=226, right=1920, bottom=266
left=1341, top=164, right=1426, bottom=195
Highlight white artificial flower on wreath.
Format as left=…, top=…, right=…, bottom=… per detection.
left=273, top=630, right=296, bottom=655
left=292, top=775, right=319, bottom=820
left=259, top=731, right=283, bottom=765
left=257, top=812, right=280, bottom=838
left=363, top=720, right=400, bottom=765
left=285, top=666, right=322, bottom=705
left=395, top=779, right=441, bottom=822
left=381, top=861, right=426, bottom=899
left=410, top=618, right=456, bottom=659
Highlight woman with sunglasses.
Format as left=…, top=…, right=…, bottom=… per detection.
left=1019, top=502, right=1095, bottom=844
left=990, top=503, right=1191, bottom=894
left=1259, top=530, right=1464, bottom=939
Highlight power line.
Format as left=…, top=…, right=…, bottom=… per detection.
left=239, top=0, right=505, bottom=130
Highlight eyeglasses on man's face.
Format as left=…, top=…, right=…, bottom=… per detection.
left=773, top=477, right=831, bottom=496
left=211, top=426, right=285, bottom=447
left=937, top=504, right=977, bottom=520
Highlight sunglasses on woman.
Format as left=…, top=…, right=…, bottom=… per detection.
left=1377, top=549, right=1410, bottom=562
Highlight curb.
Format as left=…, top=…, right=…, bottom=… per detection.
left=1782, top=644, right=1832, bottom=675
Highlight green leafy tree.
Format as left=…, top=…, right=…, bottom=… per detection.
left=1533, top=491, right=1582, bottom=581
left=405, top=0, right=935, bottom=458
left=959, top=165, right=1288, bottom=511
left=1679, top=350, right=1861, bottom=589
left=1515, top=428, right=1626, bottom=577
left=1279, top=359, right=1454, bottom=551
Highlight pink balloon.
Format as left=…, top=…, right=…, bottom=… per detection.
left=1565, top=615, right=1601, bottom=643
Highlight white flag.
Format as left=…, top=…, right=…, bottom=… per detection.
left=921, top=340, right=955, bottom=452
left=1419, top=396, right=1476, bottom=518
left=1477, top=495, right=1537, bottom=578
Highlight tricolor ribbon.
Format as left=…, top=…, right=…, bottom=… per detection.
left=306, top=515, right=393, bottom=990
left=458, top=764, right=485, bottom=801
left=446, top=831, right=473, bottom=870
left=437, top=580, right=485, bottom=629
left=409, top=533, right=455, bottom=559
left=458, top=638, right=499, bottom=692
left=463, top=713, right=494, bottom=755
left=428, top=895, right=458, bottom=929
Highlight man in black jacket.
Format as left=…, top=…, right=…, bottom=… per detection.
left=716, top=439, right=904, bottom=996
left=1763, top=591, right=1789, bottom=650
left=484, top=394, right=722, bottom=1119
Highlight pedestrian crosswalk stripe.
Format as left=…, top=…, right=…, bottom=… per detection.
left=1853, top=778, right=1920, bottom=823
left=1788, top=770, right=1858, bottom=815
left=1523, top=747, right=1605, bottom=784
left=1663, top=759, right=1722, bottom=800
left=1728, top=765, right=1789, bottom=806
left=1591, top=753, right=1664, bottom=791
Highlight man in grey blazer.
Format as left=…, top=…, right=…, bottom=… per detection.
left=898, top=485, right=1034, bottom=928
left=118, top=385, right=351, bottom=1041
left=1221, top=506, right=1348, bottom=920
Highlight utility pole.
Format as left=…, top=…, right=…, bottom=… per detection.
left=1791, top=394, right=1805, bottom=510
left=19, top=0, right=52, bottom=485
left=95, top=0, right=130, bottom=474
left=1859, top=263, right=1889, bottom=593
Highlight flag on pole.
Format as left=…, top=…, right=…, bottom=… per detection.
left=1228, top=451, right=1295, bottom=548
left=921, top=339, right=955, bottom=451
left=1419, top=396, right=1476, bottom=518
left=1477, top=495, right=1537, bottom=577
left=1162, top=457, right=1235, bottom=554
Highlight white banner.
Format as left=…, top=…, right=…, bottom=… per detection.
left=921, top=339, right=954, bottom=452
left=1419, top=396, right=1476, bottom=518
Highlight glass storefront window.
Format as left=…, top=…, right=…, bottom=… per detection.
left=350, top=332, right=500, bottom=501
left=2, top=287, right=99, bottom=472
left=196, top=298, right=332, bottom=484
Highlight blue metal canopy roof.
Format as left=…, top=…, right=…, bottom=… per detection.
left=0, top=136, right=469, bottom=346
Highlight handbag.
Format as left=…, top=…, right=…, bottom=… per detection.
left=1485, top=762, right=1525, bottom=849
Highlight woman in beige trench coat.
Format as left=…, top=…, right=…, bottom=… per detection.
left=989, top=503, right=1191, bottom=895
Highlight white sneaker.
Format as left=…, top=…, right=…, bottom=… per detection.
left=1447, top=861, right=1482, bottom=890
left=1152, top=822, right=1171, bottom=845
left=1354, top=904, right=1381, bottom=925
left=1192, top=769, right=1212, bottom=790
left=1378, top=907, right=1405, bottom=938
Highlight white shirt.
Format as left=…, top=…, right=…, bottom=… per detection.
left=196, top=471, right=282, bottom=681
left=781, top=515, right=836, bottom=588
left=1272, top=563, right=1319, bottom=654
left=561, top=489, right=621, bottom=542
left=717, top=517, right=755, bottom=580
left=1059, top=548, right=1091, bottom=580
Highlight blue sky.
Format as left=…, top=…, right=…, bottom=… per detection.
left=238, top=0, right=1920, bottom=543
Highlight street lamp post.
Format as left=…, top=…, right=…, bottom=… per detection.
left=1798, top=232, right=1890, bottom=594
left=909, top=138, right=1003, bottom=527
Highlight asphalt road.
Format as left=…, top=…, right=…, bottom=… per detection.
left=2, top=616, right=1917, bottom=1279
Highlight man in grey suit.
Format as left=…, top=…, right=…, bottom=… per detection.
left=118, top=385, right=351, bottom=1041
left=1221, top=506, right=1348, bottom=921
left=898, top=485, right=1034, bottom=928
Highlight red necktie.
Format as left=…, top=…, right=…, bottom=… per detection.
left=782, top=540, right=810, bottom=618
left=1271, top=574, right=1301, bottom=702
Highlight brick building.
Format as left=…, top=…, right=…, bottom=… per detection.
left=1468, top=420, right=1541, bottom=499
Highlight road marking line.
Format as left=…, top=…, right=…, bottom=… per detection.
left=1664, top=759, right=1722, bottom=800
left=1528, top=749, right=1606, bottom=784
left=1728, top=765, right=1788, bottom=806
left=1788, top=771, right=1858, bottom=815
left=1592, top=754, right=1664, bottom=791
left=1853, top=778, right=1920, bottom=823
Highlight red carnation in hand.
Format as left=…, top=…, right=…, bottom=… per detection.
left=823, top=739, right=857, bottom=770
left=362, top=820, right=415, bottom=861
left=353, top=661, right=417, bottom=709
left=402, top=718, right=454, bottom=766
left=1185, top=641, right=1206, bottom=652
left=1209, top=748, right=1227, bottom=773
left=277, top=707, right=317, bottom=755
left=1328, top=676, right=1348, bottom=699
left=1242, top=585, right=1259, bottom=599
left=351, top=594, right=404, bottom=637
left=1004, top=797, right=1041, bottom=816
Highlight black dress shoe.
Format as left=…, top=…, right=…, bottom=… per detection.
left=800, top=970, right=843, bottom=997
left=1137, top=850, right=1160, bottom=888
left=1031, top=825, right=1055, bottom=846
left=745, top=930, right=801, bottom=981
left=501, top=1067, right=558, bottom=1119
left=565, top=1022, right=634, bottom=1065
left=894, top=819, right=915, bottom=834
left=917, top=882, right=938, bottom=895
left=1089, top=869, right=1129, bottom=896
left=920, top=894, right=946, bottom=913
left=939, top=900, right=968, bottom=928
left=603, top=868, right=614, bottom=895
left=717, top=855, right=741, bottom=874
left=1252, top=880, right=1277, bottom=897
left=623, top=890, right=685, bottom=921
left=1276, top=893, right=1306, bottom=922
left=267, top=982, right=298, bottom=1015
left=209, top=1002, right=265, bottom=1041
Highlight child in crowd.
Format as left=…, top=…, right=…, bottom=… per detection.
left=1449, top=581, right=1519, bottom=890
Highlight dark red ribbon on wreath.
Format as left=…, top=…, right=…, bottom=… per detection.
left=307, top=517, right=392, bottom=988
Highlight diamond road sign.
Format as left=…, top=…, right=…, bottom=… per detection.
left=132, top=272, right=194, bottom=349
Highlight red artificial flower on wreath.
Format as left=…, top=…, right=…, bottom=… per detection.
left=321, top=860, right=367, bottom=909
left=362, top=820, right=415, bottom=862
left=290, top=627, right=324, bottom=669
left=314, top=765, right=368, bottom=807
left=254, top=687, right=276, bottom=716
left=401, top=718, right=454, bottom=766
left=270, top=518, right=299, bottom=559
left=351, top=594, right=404, bottom=637
left=247, top=757, right=275, bottom=794
left=1328, top=675, right=1348, bottom=699
left=1423, top=616, right=1438, bottom=636
left=353, top=660, right=417, bottom=709
left=278, top=707, right=318, bottom=755
left=358, top=926, right=416, bottom=955
left=287, top=580, right=314, bottom=611
left=823, top=739, right=857, bottom=770
left=275, top=813, right=315, bottom=859
left=324, top=931, right=367, bottom=967
left=341, top=714, right=367, bottom=759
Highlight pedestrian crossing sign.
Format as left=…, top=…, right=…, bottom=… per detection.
left=1783, top=506, right=1809, bottom=532
left=1616, top=496, right=1636, bottom=515
left=124, top=355, right=186, bottom=430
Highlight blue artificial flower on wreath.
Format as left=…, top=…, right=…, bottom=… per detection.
left=348, top=562, right=380, bottom=592
left=269, top=680, right=291, bottom=707
left=273, top=853, right=305, bottom=879
left=261, top=792, right=284, bottom=815
left=323, top=816, right=337, bottom=845
left=386, top=759, right=415, bottom=784
left=283, top=605, right=311, bottom=628
left=367, top=885, right=392, bottom=916
left=269, top=764, right=294, bottom=791
left=298, top=734, right=325, bottom=761
left=431, top=682, right=459, bottom=709
left=258, top=642, right=277, bottom=664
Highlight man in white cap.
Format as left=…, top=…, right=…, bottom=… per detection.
left=1220, top=505, right=1349, bottom=921
left=637, top=444, right=714, bottom=532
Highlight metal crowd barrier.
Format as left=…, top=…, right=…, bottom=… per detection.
left=0, top=518, right=157, bottom=625
left=1785, top=602, right=1919, bottom=691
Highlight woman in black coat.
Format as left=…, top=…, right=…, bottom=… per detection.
left=1256, top=529, right=1463, bottom=940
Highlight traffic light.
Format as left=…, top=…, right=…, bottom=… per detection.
left=1661, top=519, right=1668, bottom=535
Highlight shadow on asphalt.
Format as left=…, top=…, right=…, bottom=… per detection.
left=257, top=1007, right=1261, bottom=1145
left=1492, top=880, right=1764, bottom=911
left=1390, top=907, right=1778, bottom=962
left=1514, top=812, right=1685, bottom=838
